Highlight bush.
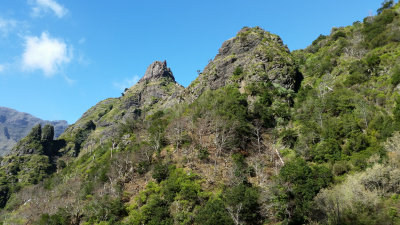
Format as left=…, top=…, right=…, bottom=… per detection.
left=29, top=124, right=42, bottom=141
left=377, top=0, right=394, bottom=14
left=280, top=129, right=298, bottom=148
left=152, top=162, right=169, bottom=183
left=41, top=124, right=54, bottom=142
left=83, top=195, right=127, bottom=223
left=391, top=65, right=400, bottom=86
left=36, top=208, right=71, bottom=225
left=363, top=8, right=396, bottom=48
left=332, top=30, right=346, bottom=41
left=223, top=183, right=262, bottom=225
left=332, top=161, right=350, bottom=176
left=312, top=138, right=342, bottom=162
left=231, top=66, right=244, bottom=81
left=344, top=71, right=369, bottom=86
left=127, top=167, right=203, bottom=225
left=194, top=198, right=233, bottom=225
left=277, top=158, right=332, bottom=223
left=197, top=147, right=209, bottom=161
left=74, top=120, right=96, bottom=154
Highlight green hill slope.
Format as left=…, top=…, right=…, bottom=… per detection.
left=2, top=1, right=400, bottom=224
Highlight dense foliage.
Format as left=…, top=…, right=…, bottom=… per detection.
left=2, top=2, right=400, bottom=224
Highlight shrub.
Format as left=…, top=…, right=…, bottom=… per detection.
left=223, top=183, right=262, bottom=225
left=152, top=162, right=169, bottom=183
left=377, top=0, right=394, bottom=14
left=29, top=124, right=42, bottom=141
left=277, top=158, right=332, bottom=223
left=41, top=124, right=54, bottom=142
left=197, top=147, right=209, bottom=161
left=36, top=208, right=71, bottom=225
left=194, top=198, right=233, bottom=225
left=231, top=66, right=244, bottom=81
left=332, top=30, right=346, bottom=41
left=83, top=195, right=127, bottom=223
left=332, top=161, right=350, bottom=176
left=280, top=129, right=298, bottom=148
left=312, top=138, right=342, bottom=162
left=391, top=65, right=400, bottom=86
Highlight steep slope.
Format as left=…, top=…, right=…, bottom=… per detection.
left=0, top=107, right=68, bottom=156
left=276, top=2, right=400, bottom=223
left=186, top=26, right=301, bottom=101
left=0, top=27, right=299, bottom=224
left=59, top=60, right=184, bottom=156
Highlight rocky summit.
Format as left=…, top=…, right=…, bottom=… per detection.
left=139, top=60, right=175, bottom=83
left=185, top=27, right=302, bottom=101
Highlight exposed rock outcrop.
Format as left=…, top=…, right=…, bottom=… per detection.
left=139, top=60, right=175, bottom=83
left=186, top=27, right=302, bottom=100
left=0, top=107, right=68, bottom=156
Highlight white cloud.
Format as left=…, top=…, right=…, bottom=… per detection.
left=63, top=75, right=76, bottom=85
left=31, top=0, right=68, bottom=18
left=22, top=32, right=71, bottom=76
left=0, top=64, right=4, bottom=73
left=0, top=18, right=17, bottom=36
left=114, top=75, right=140, bottom=91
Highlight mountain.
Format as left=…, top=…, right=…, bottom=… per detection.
left=1, top=1, right=400, bottom=224
left=0, top=107, right=68, bottom=156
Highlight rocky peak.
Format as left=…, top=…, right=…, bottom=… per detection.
left=139, top=60, right=175, bottom=83
left=185, top=26, right=301, bottom=100
left=217, top=26, right=287, bottom=58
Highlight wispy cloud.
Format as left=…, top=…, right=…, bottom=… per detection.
left=0, top=17, right=17, bottom=36
left=0, top=64, right=5, bottom=73
left=63, top=74, right=76, bottom=85
left=78, top=37, right=86, bottom=45
left=22, top=32, right=72, bottom=76
left=113, top=75, right=140, bottom=91
left=31, top=0, right=68, bottom=18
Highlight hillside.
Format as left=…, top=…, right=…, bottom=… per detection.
left=0, top=107, right=68, bottom=156
left=1, top=1, right=400, bottom=224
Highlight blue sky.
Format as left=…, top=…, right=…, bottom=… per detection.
left=0, top=0, right=384, bottom=124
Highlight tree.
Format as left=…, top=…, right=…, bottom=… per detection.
left=223, top=184, right=262, bottom=225
left=147, top=111, right=168, bottom=154
left=29, top=124, right=42, bottom=141
left=377, top=0, right=394, bottom=14
left=212, top=117, right=236, bottom=158
left=277, top=158, right=332, bottom=223
left=194, top=198, right=234, bottom=225
left=41, top=124, right=54, bottom=142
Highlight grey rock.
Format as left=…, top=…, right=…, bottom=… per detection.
left=139, top=60, right=175, bottom=83
left=185, top=26, right=301, bottom=101
left=0, top=106, right=68, bottom=156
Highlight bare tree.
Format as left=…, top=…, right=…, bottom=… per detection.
left=227, top=203, right=243, bottom=225
left=212, top=117, right=236, bottom=158
left=167, top=118, right=187, bottom=152
left=251, top=119, right=264, bottom=154
left=248, top=155, right=269, bottom=187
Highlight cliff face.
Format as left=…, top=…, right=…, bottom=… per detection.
left=0, top=107, right=68, bottom=156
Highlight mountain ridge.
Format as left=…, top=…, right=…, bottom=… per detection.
left=2, top=1, right=400, bottom=224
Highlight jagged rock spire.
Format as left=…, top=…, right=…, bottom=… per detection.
left=139, top=60, right=175, bottom=83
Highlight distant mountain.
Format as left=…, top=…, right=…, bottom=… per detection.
left=0, top=106, right=68, bottom=155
